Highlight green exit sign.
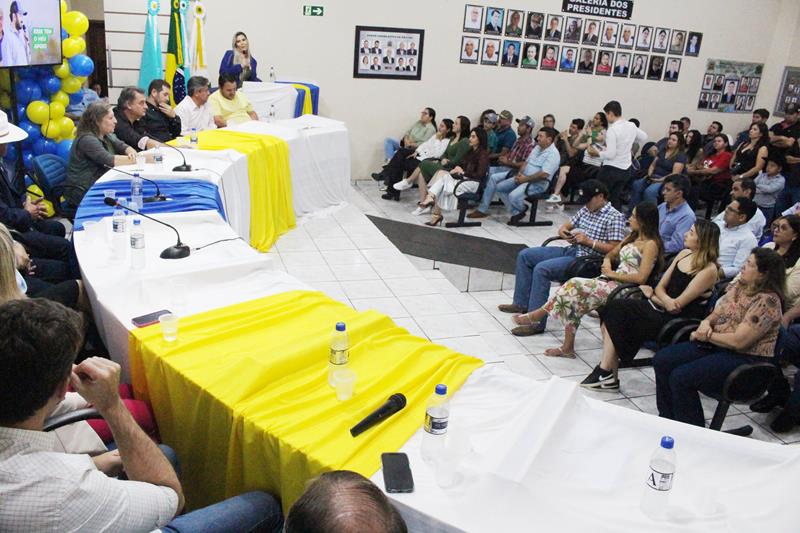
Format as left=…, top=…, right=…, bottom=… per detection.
left=303, top=5, right=324, bottom=16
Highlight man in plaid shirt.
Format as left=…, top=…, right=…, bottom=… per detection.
left=469, top=115, right=535, bottom=218
left=498, top=179, right=628, bottom=335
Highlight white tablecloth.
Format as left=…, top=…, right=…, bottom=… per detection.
left=240, top=81, right=299, bottom=121
left=74, top=210, right=308, bottom=380
left=374, top=366, right=799, bottom=532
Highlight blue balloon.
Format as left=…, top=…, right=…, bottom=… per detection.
left=32, top=138, right=46, bottom=155
left=29, top=84, right=42, bottom=102
left=61, top=28, right=68, bottom=40
left=68, top=54, right=94, bottom=77
left=69, top=89, right=83, bottom=105
left=14, top=79, right=34, bottom=104
left=33, top=138, right=58, bottom=155
left=56, top=139, right=73, bottom=160
left=42, top=75, right=61, bottom=94
left=18, top=120, right=42, bottom=143
left=3, top=143, right=18, bottom=162
left=15, top=104, right=26, bottom=121
left=16, top=68, right=36, bottom=79
left=21, top=150, right=34, bottom=171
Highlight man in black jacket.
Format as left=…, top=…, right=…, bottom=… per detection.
left=114, top=86, right=161, bottom=152
left=142, top=79, right=182, bottom=143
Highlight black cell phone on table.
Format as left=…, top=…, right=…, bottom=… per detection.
left=132, top=309, right=171, bottom=328
left=381, top=452, right=414, bottom=493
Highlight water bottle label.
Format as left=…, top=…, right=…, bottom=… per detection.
left=329, top=347, right=348, bottom=365
left=646, top=467, right=673, bottom=492
left=130, top=234, right=144, bottom=249
left=113, top=219, right=126, bottom=233
left=424, top=413, right=448, bottom=435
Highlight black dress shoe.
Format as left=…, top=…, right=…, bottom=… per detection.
left=507, top=211, right=527, bottom=226
left=770, top=408, right=799, bottom=433
left=750, top=393, right=787, bottom=413
left=381, top=191, right=400, bottom=201
left=371, top=172, right=385, bottom=181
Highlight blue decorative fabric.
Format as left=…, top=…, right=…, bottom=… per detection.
left=275, top=80, right=320, bottom=115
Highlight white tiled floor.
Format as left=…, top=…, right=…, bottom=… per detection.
left=265, top=183, right=793, bottom=445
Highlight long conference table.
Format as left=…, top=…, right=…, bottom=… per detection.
left=73, top=117, right=799, bottom=531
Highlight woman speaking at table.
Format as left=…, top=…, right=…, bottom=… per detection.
left=219, top=31, right=261, bottom=86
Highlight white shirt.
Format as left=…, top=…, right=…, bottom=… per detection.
left=715, top=220, right=758, bottom=278
left=1, top=27, right=29, bottom=67
left=713, top=207, right=766, bottom=239
left=414, top=135, right=449, bottom=161
left=175, top=96, right=216, bottom=136
left=598, top=119, right=647, bottom=170
left=14, top=270, right=26, bottom=294
left=0, top=426, right=179, bottom=532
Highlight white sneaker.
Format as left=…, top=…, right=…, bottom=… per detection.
left=394, top=180, right=413, bottom=191
left=545, top=194, right=562, bottom=204
left=379, top=184, right=387, bottom=191
left=411, top=205, right=431, bottom=216
left=545, top=204, right=565, bottom=213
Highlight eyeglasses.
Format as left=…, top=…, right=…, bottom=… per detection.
left=724, top=206, right=741, bottom=215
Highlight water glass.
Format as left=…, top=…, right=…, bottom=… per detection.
left=332, top=368, right=356, bottom=401
left=103, top=189, right=116, bottom=200
left=82, top=221, right=99, bottom=242
left=159, top=313, right=179, bottom=342
left=135, top=153, right=146, bottom=169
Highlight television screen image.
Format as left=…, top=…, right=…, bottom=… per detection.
left=0, top=0, right=63, bottom=68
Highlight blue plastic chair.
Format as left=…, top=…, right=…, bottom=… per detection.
left=31, top=154, right=83, bottom=220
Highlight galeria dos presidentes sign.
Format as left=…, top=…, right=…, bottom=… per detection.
left=562, top=0, right=634, bottom=20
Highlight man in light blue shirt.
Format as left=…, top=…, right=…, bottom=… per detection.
left=715, top=197, right=759, bottom=279
left=497, top=127, right=561, bottom=225
left=656, top=174, right=695, bottom=254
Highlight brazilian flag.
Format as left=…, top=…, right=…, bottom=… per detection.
left=165, top=0, right=191, bottom=106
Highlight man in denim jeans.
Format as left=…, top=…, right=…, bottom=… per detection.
left=498, top=180, right=627, bottom=335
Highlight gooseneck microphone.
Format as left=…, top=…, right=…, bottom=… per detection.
left=103, top=197, right=190, bottom=259
left=350, top=393, right=407, bottom=437
left=160, top=142, right=192, bottom=172
left=101, top=163, right=166, bottom=202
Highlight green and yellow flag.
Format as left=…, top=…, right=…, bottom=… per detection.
left=164, top=0, right=191, bottom=105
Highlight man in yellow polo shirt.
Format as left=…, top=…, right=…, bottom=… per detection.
left=209, top=73, right=259, bottom=127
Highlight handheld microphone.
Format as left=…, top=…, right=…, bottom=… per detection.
left=101, top=163, right=167, bottom=202
left=160, top=142, right=192, bottom=172
left=102, top=197, right=190, bottom=259
left=350, top=393, right=407, bottom=437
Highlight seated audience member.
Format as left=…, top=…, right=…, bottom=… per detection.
left=175, top=76, right=217, bottom=136
left=730, top=123, right=769, bottom=182
left=702, top=121, right=724, bottom=156
left=545, top=118, right=584, bottom=207
left=498, top=180, right=627, bottom=335
left=512, top=203, right=661, bottom=355
left=142, top=79, right=182, bottom=143
left=491, top=110, right=518, bottom=162
left=680, top=116, right=691, bottom=136
left=113, top=86, right=161, bottom=152
left=771, top=105, right=800, bottom=214
left=658, top=175, right=696, bottom=255
left=467, top=116, right=535, bottom=218
left=753, top=155, right=786, bottom=222
left=210, top=73, right=259, bottom=127
left=65, top=81, right=100, bottom=120
left=684, top=129, right=704, bottom=170
left=397, top=116, right=471, bottom=212
left=420, top=127, right=489, bottom=226
left=712, top=178, right=766, bottom=239
left=629, top=118, right=643, bottom=156
left=378, top=119, right=453, bottom=200
left=716, top=197, right=759, bottom=278
left=583, top=220, right=720, bottom=390
left=629, top=131, right=687, bottom=208
left=382, top=107, right=436, bottom=161
left=483, top=112, right=499, bottom=154
left=653, top=248, right=784, bottom=427
left=646, top=120, right=683, bottom=159
left=734, top=108, right=770, bottom=149
left=285, top=470, right=407, bottom=533
left=542, top=114, right=556, bottom=129
left=0, top=298, right=284, bottom=532
left=688, top=134, right=732, bottom=208
left=65, top=102, right=137, bottom=207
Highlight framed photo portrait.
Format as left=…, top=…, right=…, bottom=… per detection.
left=735, top=95, right=746, bottom=112
left=613, top=52, right=631, bottom=77
left=698, top=92, right=710, bottom=110
left=669, top=30, right=686, bottom=55
left=505, top=10, right=524, bottom=37
left=721, top=79, right=739, bottom=104
left=577, top=48, right=596, bottom=74
left=713, top=74, right=725, bottom=91
left=618, top=23, right=636, bottom=48
left=559, top=46, right=577, bottom=72
left=460, top=35, right=481, bottom=64
left=521, top=42, right=540, bottom=69
left=463, top=5, right=484, bottom=34
left=596, top=50, right=613, bottom=76
left=600, top=21, right=619, bottom=48
left=664, top=57, right=681, bottom=82
left=647, top=55, right=664, bottom=81
left=738, top=76, right=750, bottom=94
left=484, top=7, right=504, bottom=35
left=501, top=39, right=521, bottom=67
left=709, top=93, right=721, bottom=110
left=525, top=12, right=544, bottom=39
left=635, top=25, right=653, bottom=51
left=652, top=28, right=670, bottom=53
left=481, top=38, right=501, bottom=65
left=630, top=54, right=647, bottom=79
left=563, top=17, right=582, bottom=44
left=544, top=14, right=563, bottom=41
left=685, top=32, right=702, bottom=56
left=702, top=73, right=713, bottom=90
left=540, top=44, right=559, bottom=70
left=582, top=19, right=600, bottom=45
left=750, top=77, right=760, bottom=94
left=353, top=26, right=424, bottom=80
left=745, top=95, right=755, bottom=111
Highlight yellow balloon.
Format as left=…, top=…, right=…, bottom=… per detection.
left=0, top=93, right=9, bottom=110
left=51, top=90, right=70, bottom=107
left=61, top=76, right=81, bottom=94
left=49, top=101, right=66, bottom=120
left=61, top=0, right=68, bottom=15
left=63, top=11, right=89, bottom=37
left=62, top=37, right=84, bottom=58
left=53, top=59, right=70, bottom=79
left=56, top=117, right=75, bottom=138
left=41, top=121, right=61, bottom=139
left=0, top=70, right=10, bottom=92
left=26, top=100, right=50, bottom=125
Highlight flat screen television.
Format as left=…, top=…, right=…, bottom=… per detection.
left=0, top=0, right=62, bottom=68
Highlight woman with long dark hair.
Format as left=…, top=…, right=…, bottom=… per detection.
left=730, top=122, right=769, bottom=181
left=684, top=129, right=704, bottom=169
left=628, top=132, right=687, bottom=208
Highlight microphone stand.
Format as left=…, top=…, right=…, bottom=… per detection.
left=101, top=163, right=167, bottom=203
left=160, top=142, right=193, bottom=172
left=103, top=197, right=190, bottom=259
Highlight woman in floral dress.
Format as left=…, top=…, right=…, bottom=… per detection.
left=512, top=202, right=664, bottom=357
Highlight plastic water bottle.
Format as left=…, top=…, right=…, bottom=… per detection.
left=153, top=147, right=164, bottom=170
left=328, top=322, right=349, bottom=387
left=130, top=219, right=145, bottom=269
left=640, top=436, right=676, bottom=520
left=112, top=203, right=126, bottom=234
left=421, top=384, right=449, bottom=463
left=190, top=127, right=198, bottom=144
left=269, top=65, right=276, bottom=82
left=131, top=173, right=143, bottom=211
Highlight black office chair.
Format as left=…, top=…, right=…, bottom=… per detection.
left=446, top=172, right=488, bottom=228
left=514, top=180, right=555, bottom=228
left=43, top=408, right=103, bottom=432
left=541, top=236, right=604, bottom=282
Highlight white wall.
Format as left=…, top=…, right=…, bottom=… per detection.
left=70, top=0, right=104, bottom=21
left=102, top=0, right=800, bottom=179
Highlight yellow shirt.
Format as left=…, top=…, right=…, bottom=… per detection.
left=209, top=90, right=255, bottom=125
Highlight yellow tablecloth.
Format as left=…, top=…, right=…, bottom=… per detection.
left=129, top=290, right=482, bottom=511
left=196, top=129, right=295, bottom=251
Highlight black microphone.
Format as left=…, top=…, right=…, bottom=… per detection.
left=160, top=142, right=192, bottom=172
left=102, top=197, right=190, bottom=259
left=101, top=163, right=167, bottom=203
left=350, top=393, right=407, bottom=437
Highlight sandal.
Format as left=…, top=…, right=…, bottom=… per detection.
left=544, top=347, right=577, bottom=359
left=512, top=313, right=535, bottom=326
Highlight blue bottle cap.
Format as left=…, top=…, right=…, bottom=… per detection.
left=133, top=173, right=140, bottom=177
left=435, top=384, right=447, bottom=395
left=660, top=436, right=674, bottom=449
left=133, top=219, right=141, bottom=226
left=335, top=322, right=346, bottom=332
